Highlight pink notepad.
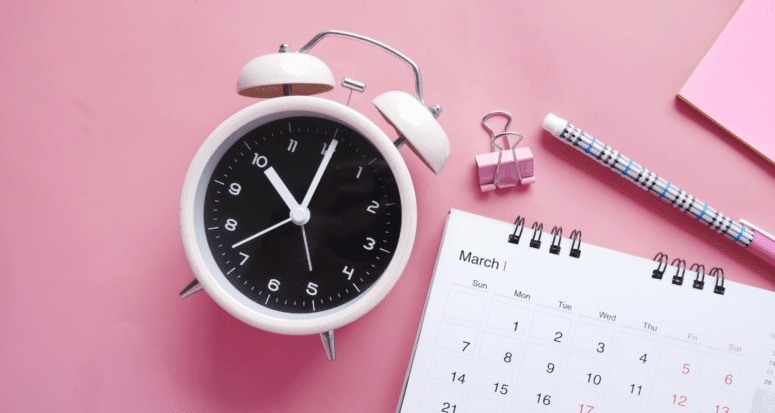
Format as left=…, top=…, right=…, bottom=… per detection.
left=679, top=0, right=775, bottom=165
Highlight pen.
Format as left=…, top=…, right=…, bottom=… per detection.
left=542, top=113, right=775, bottom=269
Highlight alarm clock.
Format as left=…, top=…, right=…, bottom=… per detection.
left=179, top=30, right=449, bottom=360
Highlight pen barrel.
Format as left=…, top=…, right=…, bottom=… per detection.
left=556, top=123, right=753, bottom=248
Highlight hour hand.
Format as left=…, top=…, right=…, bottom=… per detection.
left=265, top=167, right=300, bottom=211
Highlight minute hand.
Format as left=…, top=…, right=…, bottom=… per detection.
left=301, top=139, right=338, bottom=208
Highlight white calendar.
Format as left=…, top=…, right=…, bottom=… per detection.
left=397, top=209, right=775, bottom=413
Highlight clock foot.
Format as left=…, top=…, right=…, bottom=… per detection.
left=319, top=330, right=335, bottom=361
left=179, top=278, right=203, bottom=298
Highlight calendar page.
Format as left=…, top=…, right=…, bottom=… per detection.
left=397, top=209, right=775, bottom=413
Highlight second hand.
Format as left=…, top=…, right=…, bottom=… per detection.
left=231, top=218, right=292, bottom=248
left=301, top=226, right=313, bottom=271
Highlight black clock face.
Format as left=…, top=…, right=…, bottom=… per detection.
left=203, top=116, right=402, bottom=314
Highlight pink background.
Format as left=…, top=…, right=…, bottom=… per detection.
left=2, top=0, right=774, bottom=412
left=679, top=0, right=775, bottom=165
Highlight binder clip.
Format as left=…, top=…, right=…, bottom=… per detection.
left=475, top=111, right=535, bottom=191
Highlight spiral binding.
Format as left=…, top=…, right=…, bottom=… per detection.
left=570, top=230, right=582, bottom=258
left=549, top=226, right=562, bottom=255
left=690, top=263, right=705, bottom=290
left=651, top=253, right=725, bottom=295
left=507, top=217, right=582, bottom=258
left=652, top=253, right=668, bottom=279
left=504, top=221, right=726, bottom=294
left=671, top=258, right=686, bottom=286
left=530, top=222, right=543, bottom=249
left=509, top=216, right=525, bottom=244
left=710, top=268, right=725, bottom=295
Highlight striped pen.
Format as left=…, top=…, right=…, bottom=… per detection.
left=542, top=113, right=775, bottom=269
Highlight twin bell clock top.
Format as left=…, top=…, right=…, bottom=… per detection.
left=178, top=30, right=450, bottom=360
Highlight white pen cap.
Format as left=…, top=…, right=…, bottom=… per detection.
left=542, top=113, right=568, bottom=137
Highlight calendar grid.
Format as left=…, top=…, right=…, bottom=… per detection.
left=397, top=210, right=775, bottom=413
left=578, top=314, right=616, bottom=325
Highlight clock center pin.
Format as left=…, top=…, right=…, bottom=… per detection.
left=290, top=207, right=311, bottom=225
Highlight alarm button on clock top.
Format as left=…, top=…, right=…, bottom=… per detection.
left=202, top=115, right=402, bottom=314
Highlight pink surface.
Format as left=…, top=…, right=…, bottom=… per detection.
left=679, top=0, right=775, bottom=164
left=2, top=1, right=775, bottom=412
left=751, top=231, right=775, bottom=267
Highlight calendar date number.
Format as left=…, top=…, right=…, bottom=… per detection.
left=441, top=402, right=456, bottom=413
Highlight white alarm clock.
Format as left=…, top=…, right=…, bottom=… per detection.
left=179, top=30, right=449, bottom=360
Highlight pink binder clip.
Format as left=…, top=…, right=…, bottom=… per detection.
left=475, top=111, right=535, bottom=191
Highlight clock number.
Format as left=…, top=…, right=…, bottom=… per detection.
left=597, top=342, right=605, bottom=353
left=640, top=354, right=648, bottom=364
left=504, top=352, right=512, bottom=363
left=554, top=332, right=563, bottom=343
left=225, top=219, right=238, bottom=231
left=252, top=153, right=268, bottom=168
left=342, top=266, right=354, bottom=280
left=367, top=200, right=379, bottom=214
left=537, top=394, right=551, bottom=405
left=630, top=384, right=642, bottom=395
left=547, top=363, right=555, bottom=373
left=288, top=139, right=298, bottom=152
left=306, top=282, right=318, bottom=296
left=268, top=279, right=280, bottom=291
left=239, top=252, right=249, bottom=265
left=363, top=237, right=376, bottom=250
left=441, top=403, right=456, bottom=413
left=462, top=341, right=470, bottom=352
left=725, top=374, right=733, bottom=385
left=682, top=364, right=690, bottom=374
left=493, top=383, right=508, bottom=394
left=356, top=166, right=363, bottom=179
left=229, top=183, right=241, bottom=195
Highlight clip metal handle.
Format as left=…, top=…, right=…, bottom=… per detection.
left=475, top=111, right=534, bottom=190
left=479, top=111, right=526, bottom=188
left=482, top=111, right=514, bottom=150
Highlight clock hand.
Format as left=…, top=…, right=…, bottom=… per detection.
left=231, top=218, right=292, bottom=248
left=294, top=139, right=338, bottom=272
left=301, top=139, right=338, bottom=208
left=294, top=141, right=338, bottom=273
left=264, top=167, right=300, bottom=210
left=301, top=225, right=313, bottom=271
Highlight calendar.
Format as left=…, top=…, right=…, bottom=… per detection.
left=397, top=209, right=775, bottom=413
